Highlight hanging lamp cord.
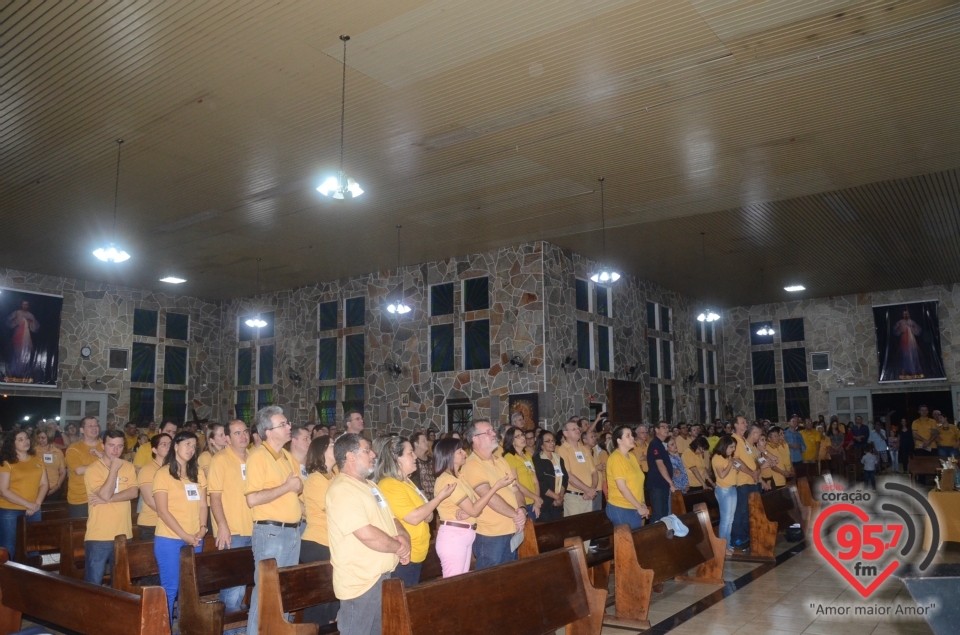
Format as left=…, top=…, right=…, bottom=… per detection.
left=112, top=139, right=124, bottom=235
left=599, top=177, right=606, bottom=258
left=339, top=35, right=349, bottom=178
left=396, top=225, right=402, bottom=269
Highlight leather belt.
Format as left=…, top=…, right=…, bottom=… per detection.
left=255, top=520, right=301, bottom=528
left=439, top=520, right=477, bottom=530
left=566, top=491, right=584, bottom=496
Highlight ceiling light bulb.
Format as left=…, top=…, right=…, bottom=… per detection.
left=397, top=304, right=411, bottom=314
left=347, top=178, right=363, bottom=197
left=609, top=272, right=621, bottom=282
left=599, top=271, right=610, bottom=282
left=93, top=244, right=131, bottom=262
left=245, top=316, right=267, bottom=328
left=160, top=277, right=186, bottom=284
left=784, top=285, right=806, bottom=292
left=317, top=177, right=339, bottom=196
left=387, top=303, right=397, bottom=314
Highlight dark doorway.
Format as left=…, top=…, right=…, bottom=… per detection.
left=871, top=390, right=953, bottom=428
left=0, top=395, right=61, bottom=431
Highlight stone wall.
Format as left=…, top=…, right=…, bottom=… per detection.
left=721, top=283, right=960, bottom=419
left=0, top=268, right=222, bottom=427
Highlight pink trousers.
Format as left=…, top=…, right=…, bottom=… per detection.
left=435, top=524, right=476, bottom=578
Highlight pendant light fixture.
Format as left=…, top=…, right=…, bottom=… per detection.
left=696, top=232, right=720, bottom=322
left=93, top=140, right=132, bottom=262
left=589, top=177, right=620, bottom=284
left=755, top=268, right=774, bottom=336
left=387, top=225, right=411, bottom=315
left=317, top=35, right=364, bottom=200
left=245, top=258, right=268, bottom=329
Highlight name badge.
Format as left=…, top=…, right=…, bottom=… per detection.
left=758, top=456, right=767, bottom=464
left=185, top=484, right=201, bottom=501
left=115, top=477, right=120, bottom=494
left=574, top=451, right=586, bottom=463
left=300, top=466, right=308, bottom=479
left=415, top=487, right=428, bottom=503
left=553, top=464, right=564, bottom=477
left=745, top=445, right=753, bottom=454
left=371, top=487, right=388, bottom=508
left=43, top=454, right=53, bottom=464
left=524, top=461, right=534, bottom=472
left=240, top=464, right=246, bottom=480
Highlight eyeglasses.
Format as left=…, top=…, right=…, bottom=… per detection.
left=543, top=438, right=556, bottom=444
left=266, top=421, right=291, bottom=430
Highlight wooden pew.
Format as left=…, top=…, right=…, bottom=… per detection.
left=794, top=477, right=820, bottom=527
left=0, top=559, right=170, bottom=635
left=608, top=507, right=725, bottom=630
left=257, top=559, right=337, bottom=635
left=739, top=486, right=808, bottom=561
left=15, top=516, right=85, bottom=569
left=179, top=544, right=254, bottom=635
left=518, top=510, right=614, bottom=590
left=382, top=539, right=606, bottom=635
left=908, top=455, right=941, bottom=485
left=114, top=535, right=216, bottom=595
left=671, top=488, right=719, bottom=525
left=39, top=500, right=69, bottom=520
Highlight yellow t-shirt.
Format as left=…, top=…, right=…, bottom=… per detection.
left=938, top=425, right=959, bottom=449
left=39, top=447, right=64, bottom=492
left=65, top=440, right=104, bottom=505
left=555, top=441, right=596, bottom=493
left=378, top=477, right=430, bottom=564
left=913, top=417, right=939, bottom=449
left=706, top=436, right=720, bottom=452
left=800, top=429, right=822, bottom=462
left=712, top=454, right=737, bottom=488
left=84, top=459, right=136, bottom=541
left=244, top=444, right=301, bottom=523
left=0, top=457, right=45, bottom=510
left=606, top=450, right=644, bottom=509
left=817, top=437, right=833, bottom=462
left=633, top=441, right=650, bottom=472
left=153, top=467, right=207, bottom=539
left=302, top=472, right=332, bottom=546
left=124, top=434, right=139, bottom=452
left=460, top=452, right=519, bottom=537
left=136, top=460, right=163, bottom=527
left=198, top=451, right=213, bottom=474
left=733, top=435, right=758, bottom=486
left=208, top=447, right=253, bottom=538
left=435, top=471, right=478, bottom=524
left=326, top=474, right=399, bottom=600
left=675, top=435, right=691, bottom=455
left=766, top=443, right=791, bottom=487
left=503, top=452, right=537, bottom=505
left=133, top=443, right=154, bottom=468
left=681, top=449, right=704, bottom=487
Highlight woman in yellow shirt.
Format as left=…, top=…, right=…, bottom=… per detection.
left=300, top=435, right=339, bottom=625
left=502, top=427, right=542, bottom=519
left=374, top=436, right=455, bottom=587
left=605, top=426, right=650, bottom=530
left=433, top=438, right=513, bottom=577
left=712, top=436, right=738, bottom=556
left=0, top=431, right=48, bottom=557
left=633, top=424, right=650, bottom=473
left=682, top=437, right=714, bottom=491
left=34, top=429, right=65, bottom=501
left=153, top=431, right=207, bottom=621
left=137, top=433, right=172, bottom=541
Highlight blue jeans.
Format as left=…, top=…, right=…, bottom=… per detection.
left=337, top=572, right=389, bottom=635
left=605, top=504, right=643, bottom=531
left=0, top=508, right=40, bottom=558
left=647, top=487, right=671, bottom=524
left=732, top=483, right=759, bottom=547
left=863, top=470, right=876, bottom=490
left=938, top=447, right=960, bottom=458
left=155, top=536, right=203, bottom=621
left=393, top=561, right=423, bottom=587
left=219, top=534, right=253, bottom=612
left=472, top=533, right=516, bottom=571
left=714, top=486, right=737, bottom=546
left=248, top=523, right=301, bottom=635
left=68, top=503, right=87, bottom=518
left=84, top=539, right=116, bottom=585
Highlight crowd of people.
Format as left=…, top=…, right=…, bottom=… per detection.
left=0, top=404, right=956, bottom=635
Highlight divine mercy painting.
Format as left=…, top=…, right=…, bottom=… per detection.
left=0, top=288, right=63, bottom=386
left=873, top=301, right=946, bottom=383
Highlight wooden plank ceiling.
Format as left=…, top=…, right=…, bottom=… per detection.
left=1, top=0, right=959, bottom=306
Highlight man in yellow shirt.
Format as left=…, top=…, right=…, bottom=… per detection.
left=208, top=420, right=253, bottom=613
left=244, top=406, right=303, bottom=635
left=731, top=417, right=761, bottom=549
left=799, top=419, right=821, bottom=463
left=327, top=433, right=410, bottom=635
left=134, top=420, right=178, bottom=469
left=555, top=418, right=598, bottom=519
left=461, top=419, right=525, bottom=570
left=936, top=412, right=960, bottom=458
left=675, top=423, right=692, bottom=454
left=83, top=429, right=138, bottom=585
left=65, top=416, right=105, bottom=518
left=122, top=422, right=139, bottom=456
left=912, top=405, right=939, bottom=455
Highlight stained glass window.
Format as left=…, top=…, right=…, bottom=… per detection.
left=162, top=389, right=186, bottom=425
left=785, top=386, right=810, bottom=419
left=345, top=297, right=365, bottom=328
left=596, top=286, right=609, bottom=317
left=754, top=389, right=779, bottom=421
left=164, top=346, right=187, bottom=385
left=577, top=321, right=591, bottom=370
left=343, top=384, right=364, bottom=417
left=650, top=385, right=660, bottom=423
left=258, top=389, right=274, bottom=408
left=319, top=301, right=338, bottom=331
left=431, top=324, right=454, bottom=372
left=780, top=318, right=805, bottom=343
left=165, top=313, right=189, bottom=340
left=646, top=302, right=657, bottom=329
left=463, top=319, right=490, bottom=370
left=237, top=348, right=253, bottom=386
left=345, top=333, right=365, bottom=378
left=660, top=339, right=672, bottom=379
left=699, top=388, right=707, bottom=423
left=131, top=343, right=156, bottom=383
left=134, top=309, right=158, bottom=337
left=660, top=305, right=671, bottom=333
left=129, top=388, right=155, bottom=426
left=258, top=344, right=274, bottom=384
left=316, top=386, right=336, bottom=424
left=236, top=391, right=253, bottom=423
left=707, top=349, right=717, bottom=385
left=648, top=337, right=658, bottom=379
left=697, top=351, right=705, bottom=383
left=431, top=283, right=454, bottom=316
left=575, top=279, right=589, bottom=312
left=463, top=277, right=489, bottom=312
left=597, top=325, right=611, bottom=372
left=752, top=350, right=776, bottom=385
left=318, top=338, right=337, bottom=380
left=782, top=347, right=807, bottom=383
left=663, top=384, right=674, bottom=423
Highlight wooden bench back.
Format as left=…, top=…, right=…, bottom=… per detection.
left=383, top=541, right=605, bottom=635
left=628, top=510, right=715, bottom=585
left=58, top=521, right=88, bottom=579
left=114, top=535, right=216, bottom=594
left=908, top=456, right=940, bottom=475
left=257, top=558, right=336, bottom=635
left=760, top=486, right=804, bottom=530
left=672, top=488, right=719, bottom=521
left=15, top=516, right=85, bottom=567
left=190, top=545, right=255, bottom=595
left=520, top=510, right=614, bottom=557
left=0, top=560, right=170, bottom=635
left=179, top=544, right=254, bottom=635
